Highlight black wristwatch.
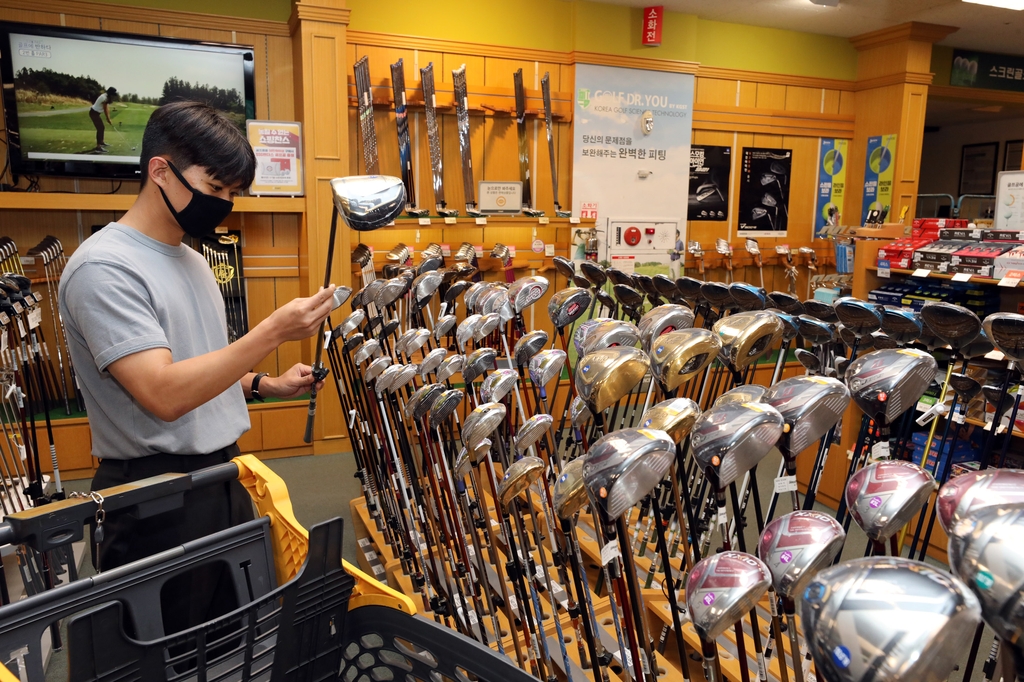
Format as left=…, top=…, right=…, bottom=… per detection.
left=251, top=372, right=270, bottom=402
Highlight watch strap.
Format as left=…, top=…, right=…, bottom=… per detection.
left=251, top=372, right=270, bottom=402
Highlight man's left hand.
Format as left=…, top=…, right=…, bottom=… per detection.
left=262, top=363, right=325, bottom=399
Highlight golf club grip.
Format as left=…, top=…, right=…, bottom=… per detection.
left=303, top=388, right=318, bottom=443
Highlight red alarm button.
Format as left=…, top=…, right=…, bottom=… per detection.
left=624, top=226, right=641, bottom=246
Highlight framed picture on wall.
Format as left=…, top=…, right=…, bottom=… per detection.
left=1005, top=140, right=1023, bottom=172
left=960, top=142, right=999, bottom=195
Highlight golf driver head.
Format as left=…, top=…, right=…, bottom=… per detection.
left=548, top=288, right=593, bottom=331
left=514, top=330, right=549, bottom=368
left=478, top=287, right=506, bottom=316
left=713, top=384, right=767, bottom=408
left=605, top=267, right=633, bottom=287
left=961, top=327, right=994, bottom=359
left=419, top=347, right=447, bottom=378
left=729, top=282, right=768, bottom=311
left=405, top=383, right=444, bottom=420
left=497, top=456, right=545, bottom=507
left=640, top=397, right=701, bottom=443
left=948, top=503, right=1024, bottom=648
left=444, top=280, right=470, bottom=305
left=571, top=396, right=592, bottom=428
left=845, top=348, right=937, bottom=424
left=573, top=318, right=613, bottom=355
left=462, top=402, right=506, bottom=451
left=772, top=311, right=800, bottom=342
left=767, top=291, right=804, bottom=315
left=881, top=306, right=924, bottom=346
left=845, top=460, right=937, bottom=542
left=508, top=276, right=549, bottom=314
left=652, top=274, right=682, bottom=302
left=676, top=277, right=703, bottom=303
left=757, top=511, right=845, bottom=601
left=580, top=319, right=640, bottom=355
left=796, top=315, right=834, bottom=346
left=686, top=551, right=772, bottom=642
left=802, top=299, right=838, bottom=323
left=834, top=297, right=883, bottom=337
left=429, top=389, right=463, bottom=429
left=936, top=469, right=1024, bottom=534
left=553, top=256, right=575, bottom=280
left=982, top=312, right=1024, bottom=363
left=595, top=289, right=616, bottom=314
left=529, top=349, right=567, bottom=388
left=330, top=175, right=406, bottom=231
left=763, top=376, right=850, bottom=458
left=554, top=457, right=588, bottom=519
left=638, top=304, right=695, bottom=353
left=869, top=330, right=897, bottom=350
left=794, top=348, right=820, bottom=374
left=982, top=383, right=1016, bottom=425
left=949, top=372, right=982, bottom=403
left=573, top=274, right=592, bottom=289
left=691, top=402, right=784, bottom=487
left=575, top=346, right=650, bottom=415
left=919, top=301, right=982, bottom=351
left=580, top=260, right=607, bottom=288
left=713, top=310, right=783, bottom=370
left=433, top=314, right=457, bottom=342
left=649, top=328, right=722, bottom=393
left=463, top=347, right=497, bottom=384
left=801, top=557, right=980, bottom=682
left=479, top=369, right=518, bottom=404
left=436, top=354, right=464, bottom=384
left=516, top=414, right=553, bottom=454
left=583, top=427, right=675, bottom=518
left=700, top=281, right=733, bottom=311
left=612, top=284, right=644, bottom=313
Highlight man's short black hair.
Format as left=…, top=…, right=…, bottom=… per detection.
left=139, top=101, right=255, bottom=190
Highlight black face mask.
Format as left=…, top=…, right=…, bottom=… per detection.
left=157, top=161, right=234, bottom=238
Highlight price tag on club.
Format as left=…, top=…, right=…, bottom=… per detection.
left=27, top=307, right=41, bottom=330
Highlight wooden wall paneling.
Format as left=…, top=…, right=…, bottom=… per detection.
left=274, top=277, right=303, bottom=375
left=695, top=77, right=737, bottom=106
left=0, top=8, right=61, bottom=23
left=738, top=81, right=758, bottom=108
left=156, top=25, right=233, bottom=42
left=246, top=278, right=278, bottom=375
left=839, top=90, right=856, bottom=116
left=483, top=57, right=539, bottom=89
left=784, top=86, right=823, bottom=113
left=98, top=19, right=159, bottom=35
left=482, top=115, right=519, bottom=189
left=822, top=89, right=841, bottom=115
left=373, top=108, right=403, bottom=179
left=755, top=83, right=787, bottom=110
left=355, top=44, right=418, bottom=80
left=62, top=14, right=101, bottom=28
left=267, top=35, right=296, bottom=121
left=443, top=54, right=486, bottom=86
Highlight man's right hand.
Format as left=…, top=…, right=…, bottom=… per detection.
left=267, top=285, right=337, bottom=342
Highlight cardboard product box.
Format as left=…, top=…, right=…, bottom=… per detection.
left=993, top=246, right=1024, bottom=278
left=913, top=217, right=968, bottom=238
left=947, top=263, right=993, bottom=277
left=913, top=240, right=975, bottom=264
left=983, top=229, right=1024, bottom=242
left=952, top=461, right=982, bottom=478
left=877, top=238, right=935, bottom=264
left=952, top=243, right=1016, bottom=267
left=939, top=226, right=984, bottom=240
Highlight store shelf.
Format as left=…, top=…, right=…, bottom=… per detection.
left=869, top=266, right=1005, bottom=286
left=0, top=193, right=306, bottom=213
left=965, top=416, right=1024, bottom=439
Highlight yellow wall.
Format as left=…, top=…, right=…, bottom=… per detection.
left=92, top=0, right=291, bottom=20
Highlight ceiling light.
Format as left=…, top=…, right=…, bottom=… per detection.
left=963, top=0, right=1024, bottom=9
left=810, top=0, right=840, bottom=6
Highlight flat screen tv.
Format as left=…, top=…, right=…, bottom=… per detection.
left=0, top=22, right=255, bottom=181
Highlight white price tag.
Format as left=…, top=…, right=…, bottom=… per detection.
left=999, top=275, right=1022, bottom=287
left=870, top=440, right=890, bottom=460
left=953, top=410, right=966, bottom=424
left=475, top=217, right=487, bottom=225
left=17, top=445, right=25, bottom=461
left=544, top=244, right=555, bottom=256
left=952, top=273, right=972, bottom=282
left=508, top=595, right=518, bottom=613
left=600, top=540, right=621, bottom=566
left=911, top=268, right=931, bottom=278
left=716, top=506, right=729, bottom=528
left=15, top=319, right=25, bottom=339
left=538, top=217, right=550, bottom=225
left=444, top=216, right=457, bottom=225
left=357, top=537, right=371, bottom=547
left=773, top=475, right=799, bottom=494
left=1, top=332, right=7, bottom=353
left=418, top=217, right=431, bottom=226
left=569, top=217, right=581, bottom=224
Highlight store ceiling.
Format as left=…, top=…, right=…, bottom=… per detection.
left=596, top=0, right=1024, bottom=56
left=926, top=97, right=1024, bottom=126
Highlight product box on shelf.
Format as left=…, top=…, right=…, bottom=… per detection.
left=877, top=237, right=936, bottom=269
left=947, top=263, right=993, bottom=277
left=951, top=243, right=1016, bottom=273
left=993, top=245, right=1024, bottom=278
left=982, top=229, right=1024, bottom=242
left=913, top=217, right=968, bottom=239
left=913, top=240, right=975, bottom=269
left=939, top=226, right=984, bottom=240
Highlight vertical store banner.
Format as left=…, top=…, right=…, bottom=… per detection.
left=688, top=145, right=731, bottom=222
left=572, top=63, right=694, bottom=274
left=642, top=6, right=663, bottom=47
left=738, top=147, right=792, bottom=237
left=815, top=138, right=848, bottom=236
left=862, top=134, right=897, bottom=219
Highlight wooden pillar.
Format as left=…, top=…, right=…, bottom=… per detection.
left=289, top=0, right=350, bottom=447
left=845, top=22, right=957, bottom=227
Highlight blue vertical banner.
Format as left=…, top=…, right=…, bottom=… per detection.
left=815, top=138, right=847, bottom=236
left=861, top=134, right=897, bottom=220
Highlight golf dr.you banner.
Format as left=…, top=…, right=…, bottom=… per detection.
left=815, top=138, right=847, bottom=236
left=862, top=134, right=897, bottom=219
left=738, top=147, right=792, bottom=237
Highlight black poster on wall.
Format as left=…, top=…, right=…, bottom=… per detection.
left=738, top=147, right=792, bottom=237
left=688, top=145, right=731, bottom=221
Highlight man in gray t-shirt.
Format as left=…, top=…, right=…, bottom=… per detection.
left=59, top=102, right=334, bottom=631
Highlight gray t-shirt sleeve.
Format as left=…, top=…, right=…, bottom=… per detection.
left=63, top=261, right=171, bottom=372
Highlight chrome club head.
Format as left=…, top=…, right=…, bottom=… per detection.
left=514, top=330, right=549, bottom=367
left=713, top=310, right=783, bottom=370
left=330, top=175, right=406, bottom=231
left=396, top=327, right=430, bottom=357
left=412, top=270, right=443, bottom=307
left=508, top=276, right=550, bottom=314
left=480, top=369, right=519, bottom=403
left=802, top=299, right=838, bottom=323
left=757, top=511, right=845, bottom=601
left=419, top=347, right=447, bottom=378
left=571, top=396, right=592, bottom=428
left=456, top=313, right=483, bottom=351
left=340, top=309, right=366, bottom=338
left=548, top=288, right=593, bottom=331
left=364, top=356, right=392, bottom=384
left=845, top=348, right=937, bottom=424
left=713, top=384, right=767, bottom=408
left=763, top=375, right=850, bottom=458
left=498, top=456, right=545, bottom=507
left=638, top=304, right=695, bottom=353
left=796, top=315, right=835, bottom=345
left=433, top=314, right=457, bottom=342
left=464, top=282, right=494, bottom=312
left=405, top=383, right=444, bottom=420
left=436, top=354, right=464, bottom=383
left=686, top=551, right=772, bottom=641
left=575, top=347, right=650, bottom=415
left=834, top=297, right=883, bottom=337
left=640, top=397, right=700, bottom=442
left=937, top=469, right=1024, bottom=534
left=429, top=389, right=464, bottom=429
left=573, top=318, right=614, bottom=356
left=375, top=277, right=408, bottom=309
left=948, top=504, right=1024, bottom=649
left=580, top=319, right=640, bottom=354
left=554, top=457, right=589, bottom=519
left=352, top=338, right=379, bottom=365
left=920, top=301, right=982, bottom=350
left=729, top=282, right=768, bottom=311
left=516, top=414, right=553, bottom=454
left=332, top=285, right=353, bottom=310
left=474, top=312, right=501, bottom=341
left=801, top=557, right=980, bottom=682
left=982, top=312, right=1024, bottom=363
left=529, top=349, right=567, bottom=388
left=691, top=402, right=784, bottom=487
left=845, top=460, right=937, bottom=542
left=375, top=364, right=403, bottom=395
left=390, top=363, right=420, bottom=393
left=463, top=347, right=498, bottom=384
left=649, top=328, right=722, bottom=393
left=767, top=291, right=804, bottom=315
left=583, top=427, right=675, bottom=518
left=462, top=402, right=507, bottom=451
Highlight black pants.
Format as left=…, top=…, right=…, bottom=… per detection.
left=91, top=444, right=255, bottom=634
left=89, top=109, right=103, bottom=146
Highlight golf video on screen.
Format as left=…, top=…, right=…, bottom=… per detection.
left=9, top=31, right=248, bottom=164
